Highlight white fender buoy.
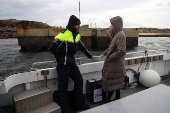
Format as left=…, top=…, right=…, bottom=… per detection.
left=139, top=70, right=160, bottom=88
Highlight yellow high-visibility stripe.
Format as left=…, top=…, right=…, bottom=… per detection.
left=55, top=29, right=80, bottom=43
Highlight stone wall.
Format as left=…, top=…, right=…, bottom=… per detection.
left=17, top=28, right=62, bottom=50
left=17, top=27, right=139, bottom=50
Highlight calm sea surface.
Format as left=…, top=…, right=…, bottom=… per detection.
left=0, top=37, right=170, bottom=76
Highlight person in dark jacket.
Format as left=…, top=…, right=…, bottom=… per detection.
left=49, top=15, right=93, bottom=113
left=100, top=16, right=126, bottom=105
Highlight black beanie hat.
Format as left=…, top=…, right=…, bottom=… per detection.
left=67, top=15, right=81, bottom=27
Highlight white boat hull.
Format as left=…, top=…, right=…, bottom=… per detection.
left=0, top=50, right=170, bottom=107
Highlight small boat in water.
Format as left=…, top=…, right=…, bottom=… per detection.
left=0, top=49, right=170, bottom=113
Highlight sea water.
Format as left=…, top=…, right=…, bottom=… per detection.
left=0, top=37, right=170, bottom=76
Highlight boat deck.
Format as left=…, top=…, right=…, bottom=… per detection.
left=78, top=79, right=170, bottom=113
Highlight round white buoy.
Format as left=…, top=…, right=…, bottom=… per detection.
left=139, top=70, right=160, bottom=88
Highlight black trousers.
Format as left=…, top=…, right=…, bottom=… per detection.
left=103, top=89, right=120, bottom=100
left=57, top=64, right=83, bottom=111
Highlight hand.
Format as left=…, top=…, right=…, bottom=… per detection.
left=101, top=54, right=104, bottom=58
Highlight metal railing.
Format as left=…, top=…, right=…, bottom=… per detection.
left=30, top=49, right=169, bottom=70
left=76, top=56, right=105, bottom=65
left=31, top=60, right=56, bottom=71
left=126, top=49, right=168, bottom=55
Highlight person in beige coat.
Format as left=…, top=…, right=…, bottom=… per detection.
left=100, top=16, right=126, bottom=105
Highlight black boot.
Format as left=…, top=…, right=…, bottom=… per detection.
left=112, top=97, right=120, bottom=101
left=99, top=98, right=111, bottom=105
left=74, top=104, right=89, bottom=111
left=102, top=90, right=106, bottom=101
left=99, top=91, right=114, bottom=105
left=112, top=90, right=120, bottom=101
left=62, top=109, right=77, bottom=113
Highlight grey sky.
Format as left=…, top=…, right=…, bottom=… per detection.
left=0, top=0, right=170, bottom=28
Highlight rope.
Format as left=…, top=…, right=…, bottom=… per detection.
left=126, top=68, right=137, bottom=73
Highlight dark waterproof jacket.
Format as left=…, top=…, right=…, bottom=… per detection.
left=49, top=28, right=92, bottom=65
left=102, top=16, right=126, bottom=92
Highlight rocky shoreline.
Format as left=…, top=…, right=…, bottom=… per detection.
left=0, top=19, right=51, bottom=39
left=0, top=19, right=170, bottom=39
left=0, top=27, right=17, bottom=39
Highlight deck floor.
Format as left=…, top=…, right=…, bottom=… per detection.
left=78, top=79, right=170, bottom=113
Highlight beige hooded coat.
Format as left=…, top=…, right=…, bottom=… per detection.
left=102, top=16, right=126, bottom=92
